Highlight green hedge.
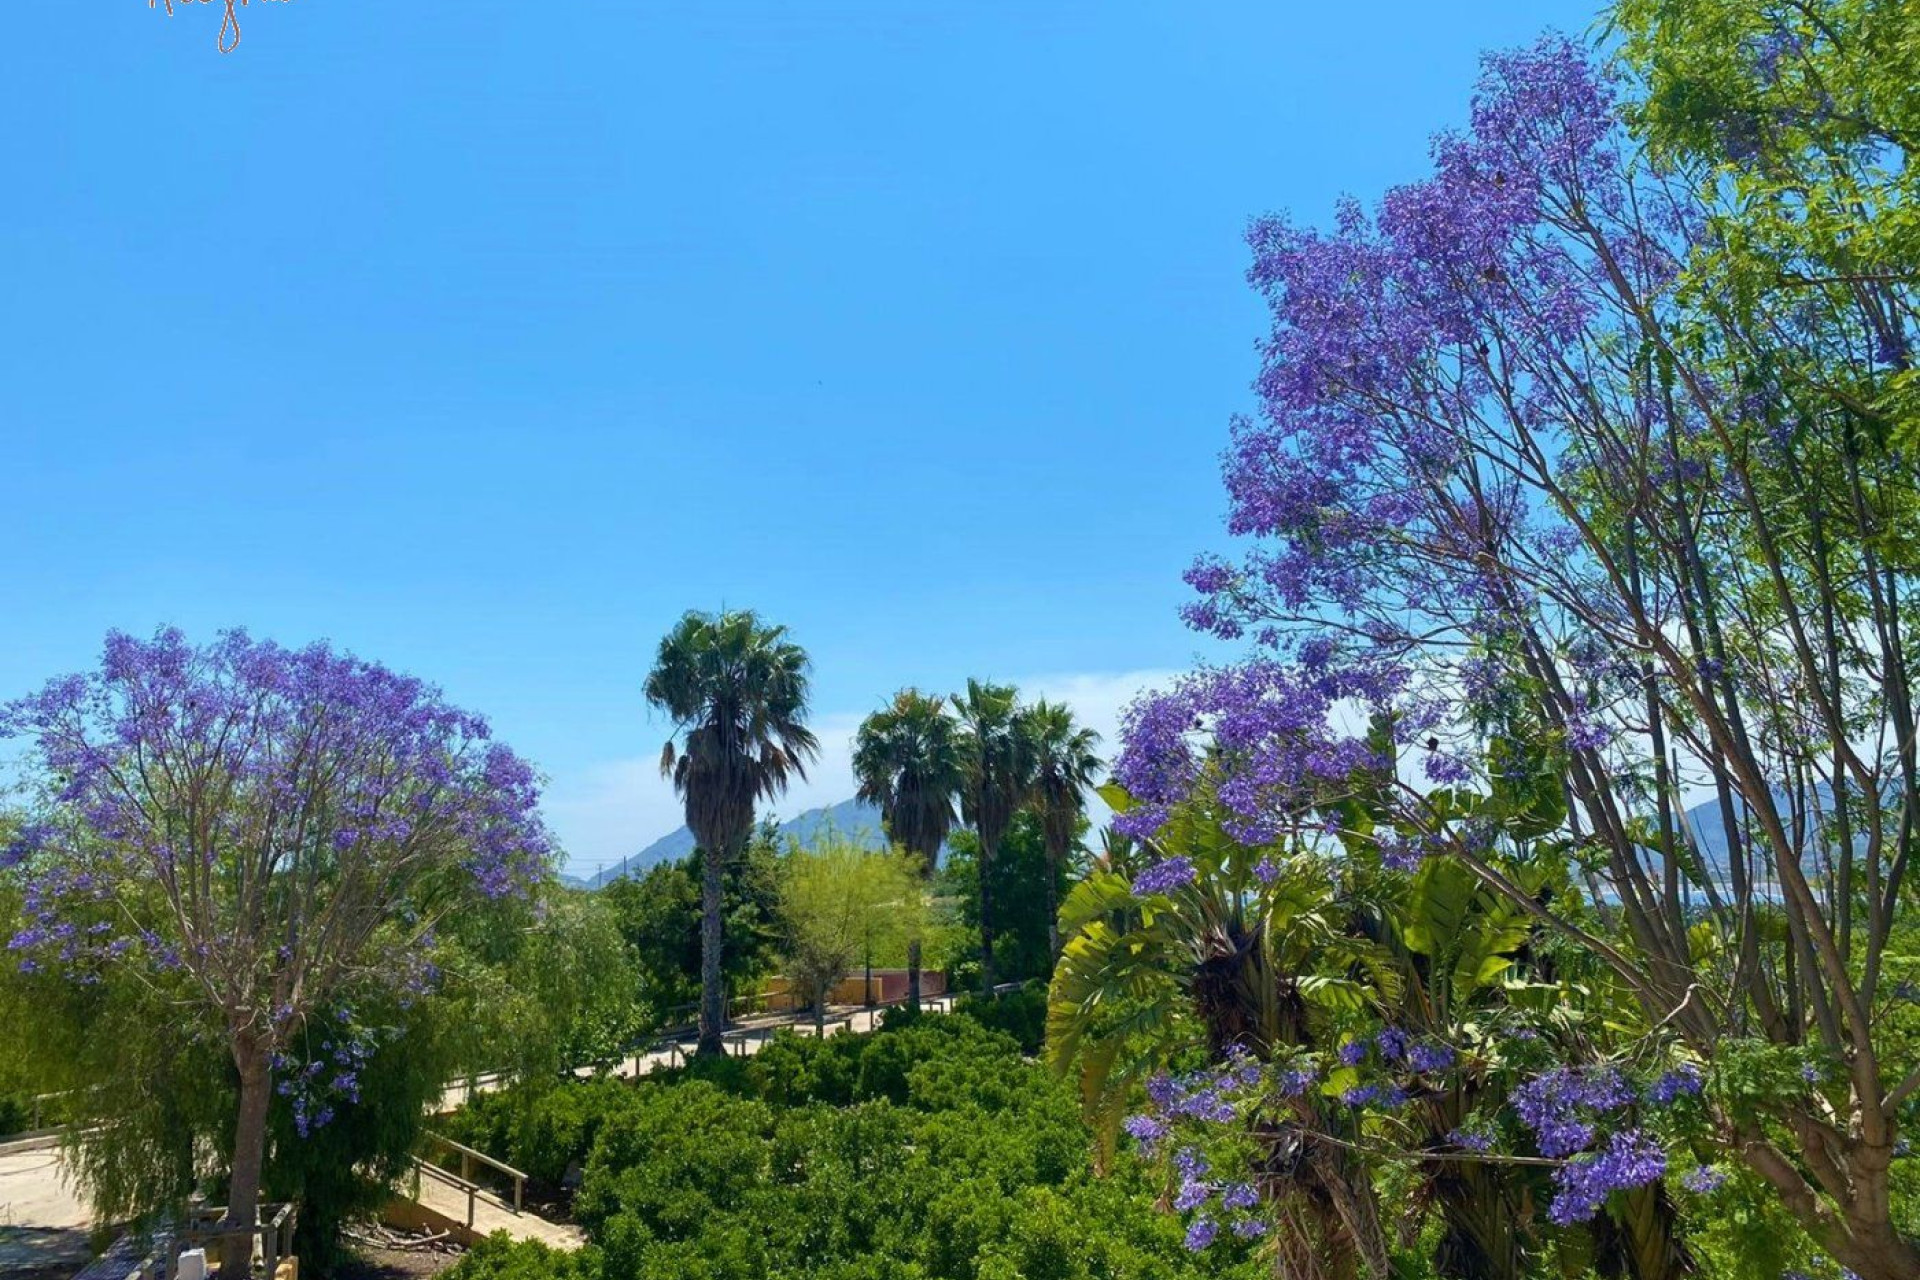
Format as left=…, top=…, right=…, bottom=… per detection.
left=952, top=984, right=1048, bottom=1056
left=437, top=1008, right=1260, bottom=1280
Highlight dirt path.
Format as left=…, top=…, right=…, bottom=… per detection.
left=0, top=1142, right=93, bottom=1279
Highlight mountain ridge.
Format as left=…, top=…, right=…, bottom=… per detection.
left=581, top=796, right=890, bottom=889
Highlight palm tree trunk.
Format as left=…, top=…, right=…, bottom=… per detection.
left=1044, top=845, right=1060, bottom=961
left=978, top=836, right=997, bottom=992
left=1591, top=1184, right=1691, bottom=1280
left=1432, top=1162, right=1527, bottom=1280
left=697, top=841, right=727, bottom=1056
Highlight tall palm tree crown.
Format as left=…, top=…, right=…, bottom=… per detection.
left=852, top=688, right=966, bottom=877
left=1020, top=698, right=1103, bottom=957
left=853, top=688, right=967, bottom=1009
left=644, top=609, right=818, bottom=1054
left=952, top=678, right=1035, bottom=990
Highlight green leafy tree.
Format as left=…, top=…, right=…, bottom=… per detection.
left=645, top=610, right=818, bottom=1056
left=853, top=689, right=967, bottom=1010
left=775, top=836, right=923, bottom=1032
left=952, top=680, right=1035, bottom=991
left=1021, top=699, right=1103, bottom=959
left=939, top=810, right=1068, bottom=988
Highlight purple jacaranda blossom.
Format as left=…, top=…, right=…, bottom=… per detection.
left=1231, top=1217, right=1269, bottom=1239
left=1276, top=1066, right=1318, bottom=1097
left=1113, top=657, right=1403, bottom=844
left=1338, top=1039, right=1369, bottom=1066
left=1341, top=1085, right=1381, bottom=1106
left=1512, top=1067, right=1633, bottom=1158
left=1683, top=1165, right=1728, bottom=1194
left=1133, top=857, right=1198, bottom=897
left=1174, top=1179, right=1211, bottom=1211
left=1110, top=36, right=1709, bottom=883
left=1548, top=1129, right=1666, bottom=1224
left=1409, top=1043, right=1456, bottom=1073
left=1221, top=1182, right=1259, bottom=1211
left=3, top=629, right=551, bottom=987
left=1646, top=1064, right=1703, bottom=1105
left=1184, top=1217, right=1219, bottom=1252
left=1124, top=1114, right=1168, bottom=1146
left=1450, top=1128, right=1494, bottom=1153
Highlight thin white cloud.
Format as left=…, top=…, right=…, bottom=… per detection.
left=545, top=669, right=1180, bottom=880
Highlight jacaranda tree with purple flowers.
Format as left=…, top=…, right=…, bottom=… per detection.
left=0, top=628, right=552, bottom=1264
left=1113, top=13, right=1919, bottom=1276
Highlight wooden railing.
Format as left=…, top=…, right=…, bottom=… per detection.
left=75, top=1204, right=298, bottom=1280
left=419, top=1130, right=527, bottom=1215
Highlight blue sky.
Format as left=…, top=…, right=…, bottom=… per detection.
left=3, top=0, right=1595, bottom=878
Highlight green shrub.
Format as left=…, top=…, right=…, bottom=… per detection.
left=743, top=1031, right=860, bottom=1107
left=440, top=1235, right=603, bottom=1280
left=0, top=1094, right=32, bottom=1137
left=443, top=1075, right=642, bottom=1187
left=955, top=984, right=1047, bottom=1055
left=437, top=1007, right=1260, bottom=1280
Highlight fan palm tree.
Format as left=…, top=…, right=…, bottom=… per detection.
left=1021, top=699, right=1103, bottom=959
left=852, top=689, right=967, bottom=1010
left=645, top=609, right=818, bottom=1056
left=952, top=679, right=1034, bottom=991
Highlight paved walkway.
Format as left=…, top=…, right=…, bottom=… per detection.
left=0, top=1140, right=94, bottom=1279
left=437, top=997, right=957, bottom=1112
left=408, top=1166, right=584, bottom=1251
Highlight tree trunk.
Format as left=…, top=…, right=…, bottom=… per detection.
left=1590, top=1184, right=1690, bottom=1280
left=978, top=836, right=997, bottom=992
left=224, top=1039, right=273, bottom=1275
left=906, top=937, right=923, bottom=1012
left=815, top=978, right=827, bottom=1035
left=1432, top=1162, right=1527, bottom=1280
left=1044, top=846, right=1060, bottom=961
left=696, top=841, right=727, bottom=1057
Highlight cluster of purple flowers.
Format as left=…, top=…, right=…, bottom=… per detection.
left=1645, top=1064, right=1703, bottom=1106
left=1129, top=1053, right=1289, bottom=1250
left=273, top=1022, right=383, bottom=1137
left=1132, top=856, right=1197, bottom=897
left=1547, top=1129, right=1667, bottom=1225
left=1511, top=1066, right=1634, bottom=1158
left=1682, top=1165, right=1728, bottom=1194
left=1508, top=1062, right=1709, bottom=1222
left=1449, top=1127, right=1494, bottom=1153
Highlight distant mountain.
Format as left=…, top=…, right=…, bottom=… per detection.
left=583, top=796, right=892, bottom=889
left=1636, top=785, right=1849, bottom=901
